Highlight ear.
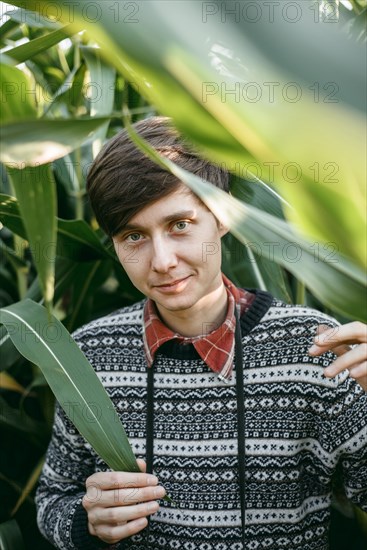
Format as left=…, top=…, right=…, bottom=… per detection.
left=218, top=222, right=229, bottom=238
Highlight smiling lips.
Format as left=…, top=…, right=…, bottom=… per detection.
left=153, top=275, right=192, bottom=292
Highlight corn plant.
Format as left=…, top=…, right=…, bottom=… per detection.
left=0, top=0, right=366, bottom=547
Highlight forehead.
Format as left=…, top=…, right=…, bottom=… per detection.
left=128, top=185, right=207, bottom=223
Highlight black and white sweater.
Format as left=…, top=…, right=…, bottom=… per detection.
left=36, top=291, right=367, bottom=550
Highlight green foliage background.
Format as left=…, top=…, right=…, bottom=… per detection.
left=0, top=1, right=366, bottom=547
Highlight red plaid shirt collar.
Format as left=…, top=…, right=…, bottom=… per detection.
left=143, top=275, right=255, bottom=382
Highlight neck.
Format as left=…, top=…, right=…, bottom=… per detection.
left=156, top=283, right=228, bottom=337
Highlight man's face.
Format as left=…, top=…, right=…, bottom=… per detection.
left=112, top=185, right=228, bottom=321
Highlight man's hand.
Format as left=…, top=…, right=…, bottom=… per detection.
left=309, top=321, right=367, bottom=391
left=82, top=459, right=166, bottom=544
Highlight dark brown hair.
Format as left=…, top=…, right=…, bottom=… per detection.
left=86, top=116, right=229, bottom=237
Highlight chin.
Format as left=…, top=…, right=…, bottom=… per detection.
left=157, top=295, right=197, bottom=312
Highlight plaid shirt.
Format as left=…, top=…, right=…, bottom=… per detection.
left=143, top=275, right=255, bottom=381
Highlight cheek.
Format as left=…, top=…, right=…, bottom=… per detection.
left=114, top=244, right=145, bottom=280
left=199, top=238, right=222, bottom=266
left=120, top=260, right=148, bottom=292
left=114, top=241, right=142, bottom=265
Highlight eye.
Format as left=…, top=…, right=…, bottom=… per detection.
left=173, top=221, right=189, bottom=231
left=125, top=232, right=142, bottom=243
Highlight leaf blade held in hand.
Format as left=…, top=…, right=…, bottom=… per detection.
left=0, top=299, right=140, bottom=473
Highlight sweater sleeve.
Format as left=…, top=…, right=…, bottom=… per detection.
left=303, top=314, right=367, bottom=512
left=35, top=402, right=111, bottom=550
left=329, top=375, right=367, bottom=511
left=280, top=307, right=367, bottom=514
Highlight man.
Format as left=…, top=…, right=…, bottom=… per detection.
left=36, top=116, right=367, bottom=550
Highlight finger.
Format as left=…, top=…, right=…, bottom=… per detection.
left=89, top=499, right=160, bottom=527
left=349, top=363, right=367, bottom=383
left=311, top=322, right=367, bottom=351
left=86, top=470, right=158, bottom=491
left=90, top=516, right=148, bottom=544
left=309, top=342, right=350, bottom=357
left=309, top=325, right=340, bottom=355
left=328, top=344, right=351, bottom=357
left=84, top=483, right=166, bottom=509
left=315, top=324, right=331, bottom=337
left=324, top=344, right=367, bottom=378
left=111, top=483, right=166, bottom=507
left=137, top=459, right=147, bottom=473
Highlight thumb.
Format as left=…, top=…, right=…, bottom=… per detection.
left=137, top=458, right=147, bottom=473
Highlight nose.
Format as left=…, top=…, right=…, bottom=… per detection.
left=151, top=237, right=178, bottom=273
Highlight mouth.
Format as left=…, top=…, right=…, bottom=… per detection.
left=153, top=275, right=192, bottom=293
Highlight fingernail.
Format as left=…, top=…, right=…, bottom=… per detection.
left=147, top=475, right=158, bottom=486
left=314, top=333, right=326, bottom=344
left=309, top=345, right=318, bottom=354
left=154, top=486, right=166, bottom=498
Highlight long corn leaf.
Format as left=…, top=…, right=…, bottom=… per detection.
left=11, top=456, right=45, bottom=515
left=4, top=24, right=77, bottom=63
left=124, top=117, right=366, bottom=321
left=0, top=64, right=36, bottom=124
left=0, top=520, right=25, bottom=550
left=0, top=194, right=115, bottom=261
left=80, top=45, right=115, bottom=153
left=0, top=118, right=111, bottom=166
left=0, top=299, right=140, bottom=473
left=4, top=7, right=61, bottom=29
left=7, top=164, right=57, bottom=311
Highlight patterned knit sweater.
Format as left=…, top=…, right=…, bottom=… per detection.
left=35, top=291, right=367, bottom=550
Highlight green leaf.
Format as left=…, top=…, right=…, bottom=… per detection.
left=52, top=153, right=82, bottom=194
left=0, top=64, right=37, bottom=124
left=0, top=18, right=20, bottom=44
left=225, top=175, right=292, bottom=302
left=0, top=519, right=25, bottom=550
left=11, top=455, right=45, bottom=515
left=222, top=234, right=293, bottom=304
left=0, top=194, right=24, bottom=236
left=230, top=174, right=287, bottom=220
left=80, top=45, right=115, bottom=149
left=0, top=269, right=19, bottom=307
left=0, top=194, right=115, bottom=261
left=5, top=7, right=63, bottom=29
left=7, top=164, right=57, bottom=310
left=5, top=23, right=77, bottom=64
left=44, top=63, right=87, bottom=116
left=0, top=299, right=140, bottom=473
left=26, top=0, right=363, bottom=269
left=26, top=257, right=79, bottom=304
left=281, top=176, right=366, bottom=268
left=0, top=117, right=111, bottom=166
left=65, top=260, right=112, bottom=332
left=0, top=394, right=49, bottom=446
left=57, top=219, right=116, bottom=261
left=354, top=506, right=367, bottom=538
left=0, top=371, right=25, bottom=393
left=0, top=258, right=82, bottom=372
left=124, top=117, right=366, bottom=321
left=0, top=326, right=21, bottom=371
left=0, top=239, right=28, bottom=273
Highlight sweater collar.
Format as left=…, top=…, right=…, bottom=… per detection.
left=142, top=274, right=255, bottom=381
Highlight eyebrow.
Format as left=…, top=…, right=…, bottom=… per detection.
left=122, top=210, right=196, bottom=232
